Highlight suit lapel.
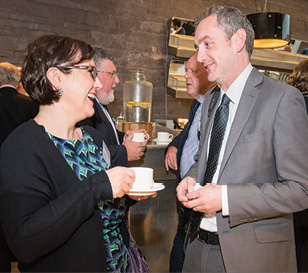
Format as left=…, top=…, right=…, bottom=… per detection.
left=218, top=68, right=263, bottom=180
left=94, top=100, right=118, bottom=140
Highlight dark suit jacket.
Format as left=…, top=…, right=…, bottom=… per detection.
left=167, top=100, right=200, bottom=184
left=176, top=27, right=186, bottom=35
left=0, top=86, right=38, bottom=146
left=0, top=86, right=38, bottom=269
left=167, top=86, right=219, bottom=185
left=167, top=100, right=199, bottom=219
left=78, top=99, right=127, bottom=167
left=166, top=86, right=219, bottom=218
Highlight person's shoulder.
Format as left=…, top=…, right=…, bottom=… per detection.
left=2, top=120, right=40, bottom=147
left=254, top=69, right=298, bottom=94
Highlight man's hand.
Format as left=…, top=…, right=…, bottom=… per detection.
left=123, top=130, right=147, bottom=161
left=186, top=184, right=222, bottom=213
left=176, top=177, right=196, bottom=207
left=165, top=146, right=178, bottom=171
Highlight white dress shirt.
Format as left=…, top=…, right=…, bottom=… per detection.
left=95, top=97, right=121, bottom=145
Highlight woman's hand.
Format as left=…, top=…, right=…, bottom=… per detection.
left=106, top=167, right=135, bottom=198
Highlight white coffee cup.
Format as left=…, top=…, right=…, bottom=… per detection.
left=132, top=132, right=150, bottom=142
left=129, top=167, right=153, bottom=190
left=157, top=132, right=173, bottom=142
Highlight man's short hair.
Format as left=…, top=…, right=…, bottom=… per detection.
left=93, top=47, right=114, bottom=68
left=195, top=5, right=255, bottom=57
left=172, top=18, right=182, bottom=28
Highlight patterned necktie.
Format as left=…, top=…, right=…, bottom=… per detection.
left=188, top=93, right=231, bottom=239
left=203, top=93, right=230, bottom=185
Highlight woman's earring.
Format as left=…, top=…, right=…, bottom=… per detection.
left=57, top=88, right=63, bottom=96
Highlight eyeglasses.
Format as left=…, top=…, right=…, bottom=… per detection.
left=97, top=70, right=118, bottom=78
left=56, top=65, right=98, bottom=80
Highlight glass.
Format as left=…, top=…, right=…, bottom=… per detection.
left=123, top=70, right=153, bottom=123
left=57, top=65, right=97, bottom=80
left=97, top=70, right=118, bottom=78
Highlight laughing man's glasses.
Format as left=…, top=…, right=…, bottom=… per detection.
left=97, top=70, right=118, bottom=78
left=56, top=65, right=98, bottom=80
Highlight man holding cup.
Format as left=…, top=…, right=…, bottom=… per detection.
left=177, top=6, right=308, bottom=272
left=79, top=48, right=148, bottom=166
left=165, top=54, right=217, bottom=272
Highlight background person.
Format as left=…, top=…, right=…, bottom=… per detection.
left=288, top=59, right=308, bottom=111
left=0, top=62, right=38, bottom=145
left=0, top=61, right=38, bottom=273
left=16, top=66, right=27, bottom=95
left=0, top=34, right=152, bottom=272
left=78, top=48, right=147, bottom=166
left=165, top=53, right=216, bottom=272
left=171, top=18, right=186, bottom=35
left=177, top=5, right=308, bottom=272
left=288, top=59, right=308, bottom=273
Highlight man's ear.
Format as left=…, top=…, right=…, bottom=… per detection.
left=46, top=67, right=61, bottom=88
left=233, top=28, right=246, bottom=53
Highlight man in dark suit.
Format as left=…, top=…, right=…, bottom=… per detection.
left=79, top=48, right=147, bottom=167
left=0, top=62, right=38, bottom=271
left=177, top=6, right=308, bottom=272
left=165, top=54, right=216, bottom=272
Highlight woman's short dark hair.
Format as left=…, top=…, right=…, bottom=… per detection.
left=22, top=34, right=95, bottom=105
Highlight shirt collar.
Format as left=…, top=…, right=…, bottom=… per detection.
left=221, top=63, right=253, bottom=104
left=0, top=84, right=16, bottom=89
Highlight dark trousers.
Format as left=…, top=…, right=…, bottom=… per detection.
left=0, top=223, right=15, bottom=272
left=169, top=205, right=190, bottom=272
left=294, top=209, right=308, bottom=273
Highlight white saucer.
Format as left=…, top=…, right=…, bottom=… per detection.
left=153, top=138, right=171, bottom=145
left=127, top=183, right=165, bottom=196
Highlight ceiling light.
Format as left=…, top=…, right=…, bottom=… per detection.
left=247, top=12, right=291, bottom=49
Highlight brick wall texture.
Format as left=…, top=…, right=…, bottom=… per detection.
left=1, top=0, right=307, bottom=121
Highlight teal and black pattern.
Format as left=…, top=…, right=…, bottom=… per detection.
left=47, top=129, right=109, bottom=180
left=47, top=128, right=131, bottom=272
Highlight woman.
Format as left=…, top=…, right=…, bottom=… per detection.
left=0, top=34, right=151, bottom=272
left=288, top=59, right=308, bottom=273
left=288, top=59, right=308, bottom=112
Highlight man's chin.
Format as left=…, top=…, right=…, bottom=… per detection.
left=186, top=88, right=194, bottom=96
left=108, top=92, right=115, bottom=103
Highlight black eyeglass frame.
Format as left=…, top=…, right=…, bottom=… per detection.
left=56, top=65, right=98, bottom=80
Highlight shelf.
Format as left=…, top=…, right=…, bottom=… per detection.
left=167, top=60, right=192, bottom=99
left=168, top=33, right=308, bottom=72
left=168, top=33, right=196, bottom=58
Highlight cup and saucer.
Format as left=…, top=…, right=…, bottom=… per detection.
left=127, top=167, right=165, bottom=196
left=153, top=132, right=173, bottom=145
left=153, top=139, right=171, bottom=145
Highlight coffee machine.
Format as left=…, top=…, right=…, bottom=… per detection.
left=122, top=70, right=153, bottom=140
